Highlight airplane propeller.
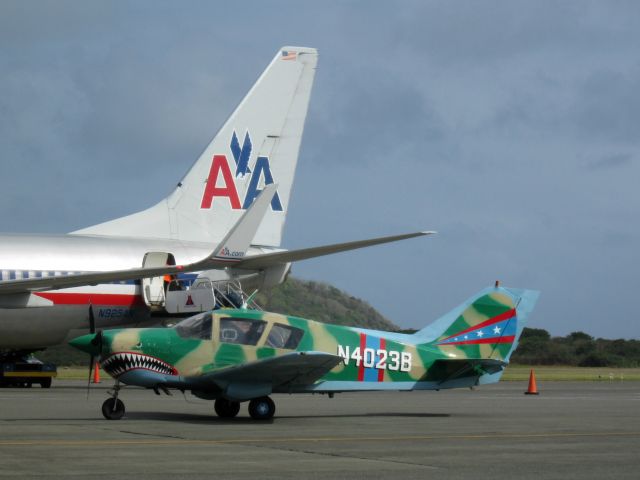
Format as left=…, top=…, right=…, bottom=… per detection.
left=86, top=305, right=103, bottom=398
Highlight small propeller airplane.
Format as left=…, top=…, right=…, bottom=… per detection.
left=70, top=279, right=538, bottom=420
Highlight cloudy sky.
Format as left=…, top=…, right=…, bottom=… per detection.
left=1, top=1, right=639, bottom=338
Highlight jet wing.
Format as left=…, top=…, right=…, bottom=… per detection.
left=0, top=184, right=279, bottom=295
left=199, top=351, right=343, bottom=389
left=0, top=181, right=432, bottom=294
left=234, top=231, right=435, bottom=269
left=0, top=230, right=431, bottom=295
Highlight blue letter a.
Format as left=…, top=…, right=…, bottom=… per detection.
left=242, top=156, right=283, bottom=211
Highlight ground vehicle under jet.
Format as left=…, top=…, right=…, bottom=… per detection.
left=71, top=285, right=539, bottom=420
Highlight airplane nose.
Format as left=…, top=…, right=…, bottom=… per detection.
left=69, top=333, right=102, bottom=356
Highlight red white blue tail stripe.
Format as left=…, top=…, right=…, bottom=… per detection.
left=436, top=309, right=517, bottom=346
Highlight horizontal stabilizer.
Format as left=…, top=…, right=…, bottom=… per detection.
left=424, top=358, right=507, bottom=384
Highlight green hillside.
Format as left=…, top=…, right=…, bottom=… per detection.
left=255, top=277, right=398, bottom=330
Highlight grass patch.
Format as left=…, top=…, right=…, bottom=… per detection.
left=55, top=365, right=640, bottom=382
left=56, top=366, right=106, bottom=380
left=504, top=365, right=640, bottom=381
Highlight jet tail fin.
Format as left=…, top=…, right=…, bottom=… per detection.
left=73, top=46, right=318, bottom=247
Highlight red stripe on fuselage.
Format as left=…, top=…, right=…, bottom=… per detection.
left=34, top=292, right=145, bottom=307
left=357, top=333, right=366, bottom=382
left=378, top=338, right=386, bottom=382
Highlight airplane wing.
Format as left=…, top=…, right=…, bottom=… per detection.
left=0, top=185, right=279, bottom=295
left=0, top=182, right=432, bottom=294
left=198, top=351, right=343, bottom=392
left=234, top=231, right=435, bottom=269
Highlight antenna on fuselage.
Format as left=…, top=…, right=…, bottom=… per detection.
left=242, top=289, right=259, bottom=310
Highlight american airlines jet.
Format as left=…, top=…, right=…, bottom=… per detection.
left=0, top=47, right=430, bottom=361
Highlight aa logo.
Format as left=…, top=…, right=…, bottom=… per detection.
left=200, top=131, right=282, bottom=211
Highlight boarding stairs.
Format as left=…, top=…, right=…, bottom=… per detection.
left=164, top=278, right=261, bottom=314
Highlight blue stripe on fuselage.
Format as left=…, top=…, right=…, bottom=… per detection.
left=363, top=335, right=381, bottom=382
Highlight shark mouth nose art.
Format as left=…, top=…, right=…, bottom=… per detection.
left=101, top=352, right=178, bottom=377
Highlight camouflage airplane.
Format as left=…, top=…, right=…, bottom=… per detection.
left=70, top=284, right=539, bottom=420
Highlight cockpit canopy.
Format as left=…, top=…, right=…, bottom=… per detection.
left=174, top=312, right=212, bottom=340
left=173, top=312, right=304, bottom=350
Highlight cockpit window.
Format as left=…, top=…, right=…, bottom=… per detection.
left=266, top=323, right=304, bottom=349
left=174, top=312, right=213, bottom=340
left=219, top=317, right=266, bottom=346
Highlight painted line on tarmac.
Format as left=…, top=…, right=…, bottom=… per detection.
left=1, top=431, right=639, bottom=447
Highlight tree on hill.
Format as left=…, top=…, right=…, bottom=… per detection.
left=255, top=277, right=398, bottom=331
left=511, top=328, right=640, bottom=367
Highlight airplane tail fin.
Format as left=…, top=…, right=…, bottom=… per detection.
left=415, top=285, right=539, bottom=385
left=73, top=47, right=318, bottom=247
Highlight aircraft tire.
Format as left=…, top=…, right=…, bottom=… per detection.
left=101, top=398, right=125, bottom=420
left=248, top=396, right=275, bottom=420
left=40, top=378, right=52, bottom=389
left=214, top=398, right=240, bottom=418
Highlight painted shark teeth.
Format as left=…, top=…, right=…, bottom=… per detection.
left=101, top=352, right=177, bottom=377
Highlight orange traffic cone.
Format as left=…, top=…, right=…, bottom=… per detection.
left=524, top=369, right=539, bottom=395
left=92, top=361, right=101, bottom=384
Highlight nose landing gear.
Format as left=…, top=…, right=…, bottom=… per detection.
left=102, top=381, right=125, bottom=420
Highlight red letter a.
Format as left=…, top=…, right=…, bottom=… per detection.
left=200, top=155, right=241, bottom=209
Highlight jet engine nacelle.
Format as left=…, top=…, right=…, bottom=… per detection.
left=254, top=263, right=291, bottom=290
left=226, top=263, right=291, bottom=292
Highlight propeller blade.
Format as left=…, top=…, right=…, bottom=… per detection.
left=89, top=304, right=96, bottom=334
left=87, top=305, right=101, bottom=399
left=91, top=330, right=103, bottom=351
left=87, top=355, right=95, bottom=399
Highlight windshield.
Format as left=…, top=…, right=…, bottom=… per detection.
left=219, top=317, right=266, bottom=346
left=174, top=312, right=213, bottom=339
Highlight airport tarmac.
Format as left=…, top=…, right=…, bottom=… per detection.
left=0, top=380, right=638, bottom=479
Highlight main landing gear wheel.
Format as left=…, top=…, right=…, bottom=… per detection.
left=214, top=398, right=241, bottom=418
left=101, top=398, right=125, bottom=420
left=248, top=396, right=275, bottom=420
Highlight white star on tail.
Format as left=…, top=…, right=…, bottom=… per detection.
left=493, top=326, right=502, bottom=335
left=476, top=330, right=484, bottom=337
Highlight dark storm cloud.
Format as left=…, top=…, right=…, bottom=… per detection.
left=1, top=1, right=639, bottom=338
